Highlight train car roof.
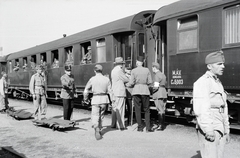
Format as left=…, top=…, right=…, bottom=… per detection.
left=0, top=54, right=10, bottom=62
left=8, top=10, right=156, bottom=60
left=153, top=0, right=238, bottom=24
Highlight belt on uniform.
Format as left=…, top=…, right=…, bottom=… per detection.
left=35, top=86, right=44, bottom=88
left=93, top=93, right=107, bottom=96
left=211, top=106, right=224, bottom=113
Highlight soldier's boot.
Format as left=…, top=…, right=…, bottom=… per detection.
left=156, top=114, right=165, bottom=131
left=94, top=127, right=102, bottom=140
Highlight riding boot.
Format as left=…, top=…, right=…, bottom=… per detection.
left=156, top=114, right=163, bottom=131
left=161, top=113, right=165, bottom=130
left=94, top=127, right=102, bottom=140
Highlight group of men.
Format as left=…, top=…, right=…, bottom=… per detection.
left=0, top=50, right=231, bottom=157
left=83, top=56, right=168, bottom=140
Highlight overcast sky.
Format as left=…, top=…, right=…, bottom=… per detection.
left=0, top=0, right=179, bottom=56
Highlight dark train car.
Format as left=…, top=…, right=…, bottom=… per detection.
left=6, top=10, right=156, bottom=103
left=0, top=55, right=8, bottom=75
left=153, top=0, right=240, bottom=127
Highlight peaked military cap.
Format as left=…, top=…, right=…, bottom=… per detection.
left=205, top=51, right=225, bottom=64
left=114, top=57, right=125, bottom=64
left=152, top=62, right=160, bottom=69
left=95, top=64, right=103, bottom=71
left=136, top=56, right=144, bottom=62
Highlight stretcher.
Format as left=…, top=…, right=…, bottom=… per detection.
left=32, top=118, right=77, bottom=131
left=6, top=108, right=33, bottom=120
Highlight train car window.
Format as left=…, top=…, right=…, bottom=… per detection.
left=224, top=5, right=240, bottom=45
left=51, top=50, right=59, bottom=68
left=177, top=15, right=198, bottom=52
left=64, top=46, right=73, bottom=66
left=31, top=55, right=36, bottom=69
left=13, top=59, right=20, bottom=71
left=8, top=61, right=12, bottom=73
left=96, top=38, right=106, bottom=63
left=23, top=57, right=28, bottom=71
left=81, top=43, right=92, bottom=64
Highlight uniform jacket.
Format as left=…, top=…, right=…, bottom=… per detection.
left=127, top=65, right=152, bottom=95
left=29, top=73, right=47, bottom=95
left=152, top=71, right=167, bottom=99
left=60, top=74, right=76, bottom=99
left=111, top=65, right=129, bottom=97
left=193, top=71, right=230, bottom=135
left=84, top=73, right=112, bottom=105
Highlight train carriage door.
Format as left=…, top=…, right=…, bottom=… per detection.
left=114, top=33, right=133, bottom=69
left=155, top=23, right=167, bottom=74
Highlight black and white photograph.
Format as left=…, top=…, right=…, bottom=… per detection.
left=0, top=0, right=240, bottom=157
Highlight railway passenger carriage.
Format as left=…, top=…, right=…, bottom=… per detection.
left=153, top=0, right=240, bottom=127
left=2, top=10, right=156, bottom=102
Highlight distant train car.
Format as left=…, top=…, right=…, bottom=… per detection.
left=0, top=55, right=8, bottom=74
left=153, top=0, right=240, bottom=127
left=6, top=10, right=156, bottom=103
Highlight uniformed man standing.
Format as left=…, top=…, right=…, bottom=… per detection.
left=0, top=71, right=9, bottom=112
left=84, top=64, right=112, bottom=140
left=193, top=51, right=230, bottom=158
left=29, top=65, right=47, bottom=120
left=152, top=62, right=167, bottom=131
left=126, top=56, right=154, bottom=132
left=60, top=65, right=77, bottom=120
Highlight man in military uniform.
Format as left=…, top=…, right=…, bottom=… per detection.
left=60, top=65, right=77, bottom=120
left=81, top=46, right=92, bottom=64
left=84, top=64, right=112, bottom=140
left=152, top=62, right=167, bottom=131
left=193, top=51, right=230, bottom=158
left=126, top=56, right=154, bottom=132
left=29, top=65, right=47, bottom=120
left=0, top=71, right=9, bottom=112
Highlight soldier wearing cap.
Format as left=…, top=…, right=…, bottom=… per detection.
left=60, top=65, right=77, bottom=120
left=152, top=62, right=167, bottom=131
left=29, top=65, right=47, bottom=120
left=81, top=46, right=92, bottom=64
left=193, top=51, right=230, bottom=158
left=0, top=71, right=9, bottom=112
left=111, top=57, right=129, bottom=130
left=84, top=64, right=112, bottom=140
left=126, top=56, right=154, bottom=132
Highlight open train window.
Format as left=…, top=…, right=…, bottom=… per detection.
left=224, top=4, right=240, bottom=46
left=64, top=46, right=73, bottom=66
left=13, top=59, right=20, bottom=71
left=80, top=42, right=91, bottom=64
left=96, top=38, right=106, bottom=63
left=23, top=57, right=28, bottom=70
left=177, top=15, right=198, bottom=53
left=51, top=50, right=59, bottom=68
left=31, top=55, right=36, bottom=69
left=40, top=53, right=47, bottom=66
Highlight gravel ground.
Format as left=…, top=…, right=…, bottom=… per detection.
left=0, top=99, right=240, bottom=158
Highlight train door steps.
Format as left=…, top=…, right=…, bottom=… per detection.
left=32, top=118, right=78, bottom=131
left=6, top=108, right=33, bottom=120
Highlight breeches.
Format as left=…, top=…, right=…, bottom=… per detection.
left=33, top=94, right=47, bottom=117
left=111, top=97, right=126, bottom=128
left=197, top=129, right=226, bottom=158
left=154, top=99, right=166, bottom=114
left=62, top=99, right=74, bottom=120
left=91, top=104, right=107, bottom=129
